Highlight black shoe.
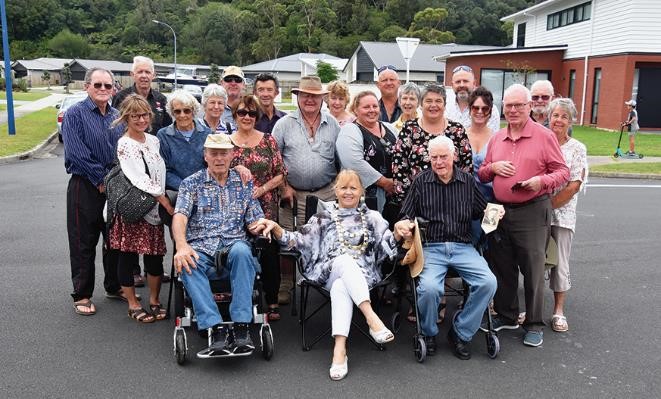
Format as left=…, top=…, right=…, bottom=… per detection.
left=424, top=335, right=437, bottom=356
left=480, top=315, right=519, bottom=332
left=447, top=328, right=471, bottom=360
left=209, top=325, right=233, bottom=355
left=232, top=323, right=255, bottom=354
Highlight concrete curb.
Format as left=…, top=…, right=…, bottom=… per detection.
left=0, top=131, right=59, bottom=165
left=589, top=171, right=661, bottom=180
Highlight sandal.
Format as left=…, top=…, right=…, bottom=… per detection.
left=267, top=306, right=281, bottom=321
left=149, top=304, right=167, bottom=321
left=369, top=327, right=395, bottom=344
left=73, top=299, right=96, bottom=316
left=128, top=308, right=155, bottom=323
left=329, top=356, right=348, bottom=381
left=551, top=314, right=569, bottom=332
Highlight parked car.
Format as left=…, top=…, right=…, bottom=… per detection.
left=182, top=84, right=203, bottom=103
left=56, top=94, right=87, bottom=142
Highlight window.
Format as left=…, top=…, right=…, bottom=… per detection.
left=568, top=69, right=576, bottom=99
left=547, top=1, right=591, bottom=30
left=516, top=23, right=526, bottom=47
left=591, top=68, right=602, bottom=124
left=481, top=69, right=551, bottom=114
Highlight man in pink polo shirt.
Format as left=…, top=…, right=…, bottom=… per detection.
left=478, top=83, right=569, bottom=347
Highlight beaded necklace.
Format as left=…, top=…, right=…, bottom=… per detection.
left=333, top=206, right=369, bottom=259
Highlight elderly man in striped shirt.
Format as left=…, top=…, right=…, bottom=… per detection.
left=397, top=135, right=497, bottom=360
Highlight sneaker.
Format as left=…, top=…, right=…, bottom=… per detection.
left=232, top=323, right=255, bottom=354
left=424, top=335, right=437, bottom=356
left=523, top=330, right=544, bottom=347
left=480, top=315, right=520, bottom=332
left=209, top=325, right=233, bottom=354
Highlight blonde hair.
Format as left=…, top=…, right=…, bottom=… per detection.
left=112, top=94, right=153, bottom=128
left=349, top=90, right=378, bottom=115
left=333, top=169, right=364, bottom=195
left=326, top=80, right=351, bottom=104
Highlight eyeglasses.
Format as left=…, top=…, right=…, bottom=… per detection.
left=503, top=103, right=529, bottom=111
left=471, top=105, right=490, bottom=114
left=129, top=112, right=150, bottom=121
left=173, top=108, right=193, bottom=115
left=377, top=65, right=396, bottom=73
left=531, top=95, right=551, bottom=101
left=452, top=65, right=473, bottom=73
left=223, top=76, right=243, bottom=84
left=92, top=82, right=113, bottom=90
left=236, top=108, right=258, bottom=118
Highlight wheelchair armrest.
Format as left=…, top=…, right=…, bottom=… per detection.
left=254, top=236, right=269, bottom=251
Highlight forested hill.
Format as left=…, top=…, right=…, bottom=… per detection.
left=7, top=0, right=538, bottom=64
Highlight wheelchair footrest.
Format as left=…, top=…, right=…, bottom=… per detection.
left=196, top=347, right=254, bottom=358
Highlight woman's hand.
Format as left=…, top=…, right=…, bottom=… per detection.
left=258, top=218, right=284, bottom=240
left=378, top=176, right=396, bottom=195
left=234, top=165, right=253, bottom=184
left=253, top=185, right=266, bottom=199
left=394, top=220, right=415, bottom=242
left=157, top=194, right=175, bottom=215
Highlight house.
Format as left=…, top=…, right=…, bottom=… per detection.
left=241, top=53, right=347, bottom=82
left=434, top=0, right=661, bottom=130
left=68, top=59, right=134, bottom=88
left=343, top=41, right=502, bottom=84
left=12, top=58, right=73, bottom=87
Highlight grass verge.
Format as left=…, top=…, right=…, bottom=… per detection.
left=572, top=126, right=661, bottom=157
left=0, top=92, right=51, bottom=101
left=0, top=107, right=57, bottom=157
left=591, top=162, right=661, bottom=175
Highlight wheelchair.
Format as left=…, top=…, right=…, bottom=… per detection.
left=168, top=237, right=275, bottom=364
left=391, top=217, right=500, bottom=363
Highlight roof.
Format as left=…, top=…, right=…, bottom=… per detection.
left=12, top=57, right=74, bottom=71
left=154, top=62, right=214, bottom=70
left=501, top=0, right=564, bottom=22
left=299, top=57, right=347, bottom=71
left=71, top=59, right=133, bottom=72
left=433, top=45, right=569, bottom=61
left=242, top=53, right=344, bottom=73
left=356, top=41, right=503, bottom=72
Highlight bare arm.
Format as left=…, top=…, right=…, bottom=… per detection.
left=551, top=180, right=582, bottom=209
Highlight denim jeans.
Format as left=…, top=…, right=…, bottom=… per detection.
left=181, top=240, right=257, bottom=330
left=417, top=242, right=497, bottom=342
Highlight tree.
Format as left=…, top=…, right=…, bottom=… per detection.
left=47, top=29, right=90, bottom=58
left=207, top=63, right=220, bottom=85
left=408, top=8, right=455, bottom=44
left=62, top=63, right=72, bottom=94
left=41, top=71, right=51, bottom=89
left=316, top=61, right=338, bottom=83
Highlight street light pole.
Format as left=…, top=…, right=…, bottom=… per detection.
left=1, top=0, right=16, bottom=135
left=152, top=19, right=177, bottom=87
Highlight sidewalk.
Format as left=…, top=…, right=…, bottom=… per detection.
left=0, top=93, right=66, bottom=124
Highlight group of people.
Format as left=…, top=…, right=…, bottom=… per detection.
left=62, top=56, right=588, bottom=380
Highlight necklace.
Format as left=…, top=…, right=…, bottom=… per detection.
left=301, top=112, right=320, bottom=143
left=333, top=207, right=369, bottom=259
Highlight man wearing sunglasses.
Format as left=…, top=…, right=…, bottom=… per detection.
left=529, top=80, right=555, bottom=127
left=446, top=65, right=500, bottom=132
left=376, top=66, right=402, bottom=123
left=219, top=66, right=246, bottom=133
left=62, top=67, right=124, bottom=316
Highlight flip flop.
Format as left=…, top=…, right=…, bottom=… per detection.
left=105, top=290, right=141, bottom=302
left=74, top=299, right=96, bottom=316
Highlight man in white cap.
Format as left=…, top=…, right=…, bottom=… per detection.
left=219, top=65, right=246, bottom=132
left=172, top=134, right=265, bottom=355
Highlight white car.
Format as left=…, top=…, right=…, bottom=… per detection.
left=182, top=84, right=203, bottom=102
left=56, top=94, right=88, bottom=142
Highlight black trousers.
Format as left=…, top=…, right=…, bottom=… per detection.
left=67, top=175, right=120, bottom=301
left=118, top=252, right=163, bottom=287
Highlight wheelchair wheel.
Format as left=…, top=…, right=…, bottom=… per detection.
left=486, top=332, right=500, bottom=359
left=413, top=336, right=427, bottom=363
left=390, top=312, right=401, bottom=333
left=174, top=329, right=187, bottom=365
left=261, top=325, right=274, bottom=361
left=174, top=282, right=185, bottom=318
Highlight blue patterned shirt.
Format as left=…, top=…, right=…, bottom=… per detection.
left=175, top=168, right=264, bottom=256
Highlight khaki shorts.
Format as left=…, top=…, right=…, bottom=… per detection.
left=278, top=184, right=335, bottom=230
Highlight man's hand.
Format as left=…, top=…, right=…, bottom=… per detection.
left=394, top=220, right=415, bottom=242
left=491, top=161, right=516, bottom=177
left=174, top=243, right=199, bottom=275
left=281, top=184, right=296, bottom=208
left=519, top=176, right=542, bottom=192
left=98, top=184, right=106, bottom=193
left=234, top=165, right=253, bottom=184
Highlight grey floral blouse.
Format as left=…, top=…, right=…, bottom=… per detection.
left=279, top=203, right=398, bottom=289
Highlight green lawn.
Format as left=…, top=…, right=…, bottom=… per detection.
left=571, top=125, right=661, bottom=157
left=0, top=91, right=51, bottom=101
left=591, top=162, right=661, bottom=175
left=0, top=108, right=57, bottom=157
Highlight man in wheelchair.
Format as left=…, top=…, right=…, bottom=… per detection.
left=172, top=134, right=265, bottom=355
left=398, top=136, right=499, bottom=360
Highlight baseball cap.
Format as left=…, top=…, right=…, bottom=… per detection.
left=221, top=66, right=245, bottom=80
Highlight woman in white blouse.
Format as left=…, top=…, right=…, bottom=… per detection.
left=109, top=94, right=174, bottom=324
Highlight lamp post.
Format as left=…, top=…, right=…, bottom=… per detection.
left=1, top=0, right=16, bottom=135
left=396, top=37, right=420, bottom=83
left=152, top=19, right=177, bottom=88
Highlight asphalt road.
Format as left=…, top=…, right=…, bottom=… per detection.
left=0, top=144, right=659, bottom=398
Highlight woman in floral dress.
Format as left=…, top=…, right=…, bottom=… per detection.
left=229, top=95, right=287, bottom=320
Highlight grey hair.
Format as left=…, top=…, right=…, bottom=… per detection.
left=202, top=84, right=228, bottom=107
left=420, top=83, right=446, bottom=103
left=132, top=56, right=155, bottom=73
left=165, top=89, right=201, bottom=118
left=530, top=79, right=554, bottom=95
left=428, top=135, right=455, bottom=154
left=84, top=68, right=114, bottom=84
left=504, top=83, right=532, bottom=102
left=549, top=98, right=577, bottom=121
left=398, top=82, right=421, bottom=102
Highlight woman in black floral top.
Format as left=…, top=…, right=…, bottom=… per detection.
left=391, top=84, right=472, bottom=204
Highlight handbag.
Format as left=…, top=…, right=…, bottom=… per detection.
left=545, top=235, right=558, bottom=270
left=105, top=152, right=157, bottom=224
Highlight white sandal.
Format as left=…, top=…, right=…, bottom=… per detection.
left=329, top=356, right=348, bottom=381
left=369, top=327, right=395, bottom=344
left=551, top=314, right=569, bottom=332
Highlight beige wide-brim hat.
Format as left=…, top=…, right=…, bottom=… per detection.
left=291, top=76, right=328, bottom=96
left=400, top=219, right=425, bottom=278
left=204, top=134, right=234, bottom=149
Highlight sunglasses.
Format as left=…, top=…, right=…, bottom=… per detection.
left=452, top=65, right=473, bottom=73
left=173, top=108, right=193, bottom=115
left=236, top=108, right=258, bottom=118
left=531, top=95, right=551, bottom=101
left=92, top=82, right=113, bottom=90
left=471, top=105, right=490, bottom=114
left=223, top=76, right=243, bottom=84
left=377, top=65, right=396, bottom=73
left=129, top=112, right=150, bottom=121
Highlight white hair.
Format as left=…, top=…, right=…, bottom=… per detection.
left=165, top=89, right=201, bottom=118
left=504, top=83, right=532, bottom=102
left=202, top=84, right=228, bottom=107
left=132, top=56, right=155, bottom=73
left=428, top=135, right=455, bottom=154
left=530, top=79, right=554, bottom=95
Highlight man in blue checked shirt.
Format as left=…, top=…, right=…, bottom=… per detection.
left=172, top=134, right=265, bottom=355
left=63, top=67, right=125, bottom=316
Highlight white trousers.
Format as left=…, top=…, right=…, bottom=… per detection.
left=324, top=254, right=371, bottom=337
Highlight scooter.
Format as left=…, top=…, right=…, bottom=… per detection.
left=613, top=125, right=644, bottom=159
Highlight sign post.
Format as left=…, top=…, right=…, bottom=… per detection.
left=396, top=37, right=420, bottom=83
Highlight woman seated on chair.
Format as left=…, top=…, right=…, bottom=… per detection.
left=259, top=169, right=406, bottom=381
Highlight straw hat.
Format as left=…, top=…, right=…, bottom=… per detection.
left=204, top=134, right=234, bottom=149
left=400, top=219, right=424, bottom=278
left=291, top=76, right=328, bottom=96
